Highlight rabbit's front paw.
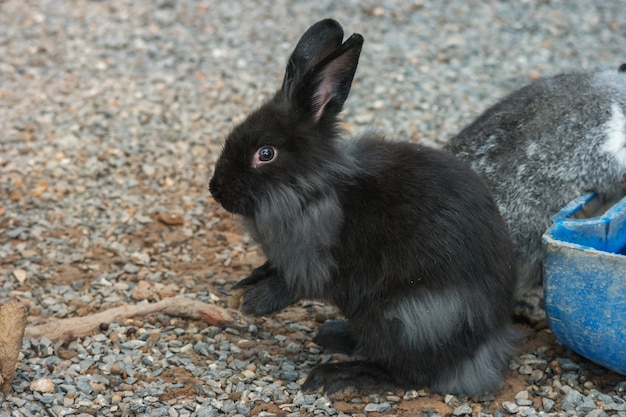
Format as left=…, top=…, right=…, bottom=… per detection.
left=230, top=265, right=294, bottom=316
left=232, top=261, right=272, bottom=290
left=229, top=261, right=272, bottom=310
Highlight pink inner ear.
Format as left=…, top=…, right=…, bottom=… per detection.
left=310, top=51, right=353, bottom=123
left=312, top=79, right=335, bottom=123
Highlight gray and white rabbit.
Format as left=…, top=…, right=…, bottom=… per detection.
left=209, top=19, right=518, bottom=395
left=446, top=65, right=626, bottom=297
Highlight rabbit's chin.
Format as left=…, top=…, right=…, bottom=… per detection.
left=212, top=194, right=254, bottom=217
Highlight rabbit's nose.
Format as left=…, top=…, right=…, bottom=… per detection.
left=209, top=176, right=222, bottom=200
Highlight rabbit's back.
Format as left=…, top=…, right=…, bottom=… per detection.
left=446, top=67, right=626, bottom=294
left=331, top=137, right=515, bottom=324
left=327, top=135, right=517, bottom=392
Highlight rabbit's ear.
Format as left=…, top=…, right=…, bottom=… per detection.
left=283, top=20, right=364, bottom=124
left=282, top=19, right=345, bottom=95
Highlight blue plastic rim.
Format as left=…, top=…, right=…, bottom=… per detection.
left=548, top=193, right=626, bottom=253
left=542, top=193, right=626, bottom=375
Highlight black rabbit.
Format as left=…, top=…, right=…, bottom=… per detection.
left=209, top=19, right=518, bottom=395
left=446, top=65, right=626, bottom=297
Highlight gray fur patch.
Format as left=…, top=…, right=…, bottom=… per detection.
left=385, top=289, right=465, bottom=350
left=248, top=187, right=342, bottom=298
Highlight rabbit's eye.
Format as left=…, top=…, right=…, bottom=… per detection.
left=253, top=146, right=277, bottom=168
left=259, top=147, right=275, bottom=161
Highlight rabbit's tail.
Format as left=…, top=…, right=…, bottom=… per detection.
left=431, top=325, right=519, bottom=395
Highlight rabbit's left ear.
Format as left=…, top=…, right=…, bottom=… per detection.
left=282, top=19, right=345, bottom=94
left=282, top=20, right=364, bottom=124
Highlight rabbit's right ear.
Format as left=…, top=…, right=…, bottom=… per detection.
left=282, top=19, right=364, bottom=125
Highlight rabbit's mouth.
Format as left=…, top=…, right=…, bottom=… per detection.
left=209, top=176, right=233, bottom=212
left=211, top=193, right=251, bottom=217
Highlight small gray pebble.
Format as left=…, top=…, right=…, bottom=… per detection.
left=605, top=403, right=626, bottom=411
left=194, top=341, right=212, bottom=356
left=121, top=340, right=146, bottom=350
left=59, top=383, right=77, bottom=394
left=502, top=402, right=519, bottom=413
left=286, top=342, right=301, bottom=354
left=288, top=323, right=311, bottom=332
left=518, top=364, right=533, bottom=375
left=55, top=406, right=80, bottom=415
left=294, top=392, right=315, bottom=406
left=280, top=371, right=299, bottom=382
left=6, top=227, right=30, bottom=238
left=197, top=410, right=219, bottom=417
left=528, top=369, right=544, bottom=383
left=542, top=397, right=555, bottom=412
left=557, top=358, right=580, bottom=372
left=220, top=400, right=237, bottom=413
left=281, top=362, right=296, bottom=372
left=453, top=404, right=473, bottom=415
left=561, top=389, right=583, bottom=410
left=577, top=398, right=598, bottom=412
left=378, top=402, right=391, bottom=413
left=596, top=393, right=614, bottom=403
left=585, top=410, right=609, bottom=417
left=123, top=263, right=140, bottom=274
left=36, top=394, right=56, bottom=405
left=142, top=164, right=156, bottom=176
left=74, top=377, right=93, bottom=394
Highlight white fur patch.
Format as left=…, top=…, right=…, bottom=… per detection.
left=601, top=102, right=626, bottom=168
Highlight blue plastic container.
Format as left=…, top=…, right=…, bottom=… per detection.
left=542, top=193, right=626, bottom=375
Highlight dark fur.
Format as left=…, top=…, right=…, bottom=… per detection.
left=446, top=67, right=626, bottom=297
left=210, top=19, right=518, bottom=395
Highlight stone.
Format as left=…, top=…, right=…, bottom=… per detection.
left=502, top=402, right=519, bottom=414
left=542, top=397, right=555, bottom=412
left=561, top=389, right=583, bottom=410
left=29, top=378, right=55, bottom=393
left=453, top=404, right=473, bottom=415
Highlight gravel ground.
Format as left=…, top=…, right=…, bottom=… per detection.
left=1, top=0, right=626, bottom=416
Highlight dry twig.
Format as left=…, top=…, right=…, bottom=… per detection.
left=24, top=296, right=241, bottom=343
